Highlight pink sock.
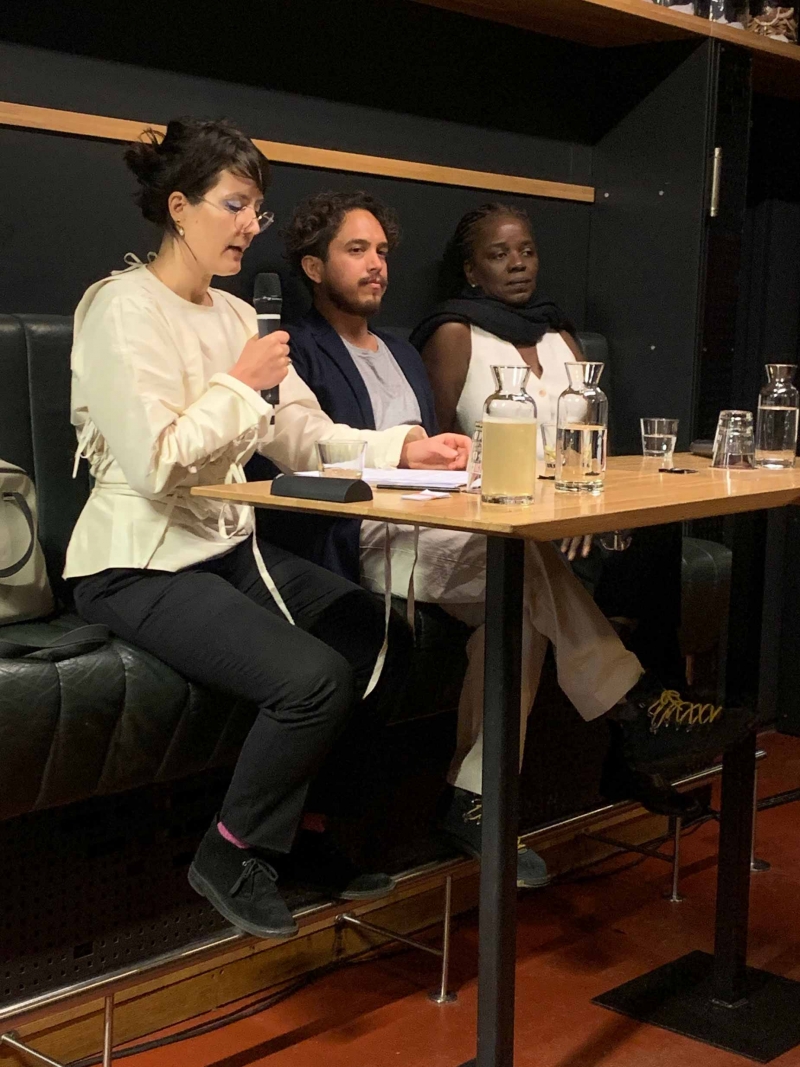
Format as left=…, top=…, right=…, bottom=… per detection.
left=217, top=820, right=249, bottom=850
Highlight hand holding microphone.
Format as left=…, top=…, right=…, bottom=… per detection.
left=229, top=331, right=290, bottom=394
left=229, top=273, right=290, bottom=402
left=253, top=272, right=284, bottom=406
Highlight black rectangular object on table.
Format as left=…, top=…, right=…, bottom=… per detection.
left=270, top=475, right=373, bottom=503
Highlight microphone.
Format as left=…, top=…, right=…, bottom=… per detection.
left=253, top=272, right=283, bottom=407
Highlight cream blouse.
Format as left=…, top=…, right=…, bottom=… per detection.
left=64, top=264, right=415, bottom=579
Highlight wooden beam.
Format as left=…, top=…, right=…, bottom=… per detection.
left=0, top=101, right=595, bottom=203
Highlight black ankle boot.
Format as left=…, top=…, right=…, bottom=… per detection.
left=608, top=671, right=755, bottom=775
left=601, top=723, right=706, bottom=820
left=188, top=822, right=298, bottom=939
left=283, top=830, right=396, bottom=901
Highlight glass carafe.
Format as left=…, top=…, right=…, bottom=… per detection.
left=755, top=363, right=799, bottom=469
left=555, top=362, right=608, bottom=493
left=480, top=366, right=538, bottom=505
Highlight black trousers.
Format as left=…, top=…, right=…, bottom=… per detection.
left=73, top=536, right=406, bottom=853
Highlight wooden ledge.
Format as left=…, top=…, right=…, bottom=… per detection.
left=0, top=101, right=595, bottom=203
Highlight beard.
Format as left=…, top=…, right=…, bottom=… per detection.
left=324, top=278, right=385, bottom=317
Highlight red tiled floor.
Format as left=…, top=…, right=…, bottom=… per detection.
left=124, top=733, right=800, bottom=1067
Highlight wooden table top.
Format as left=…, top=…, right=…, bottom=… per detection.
left=191, top=455, right=800, bottom=541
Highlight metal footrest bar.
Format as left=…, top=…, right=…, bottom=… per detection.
left=1, top=995, right=114, bottom=1067
left=756, top=785, right=800, bottom=812
left=5, top=757, right=769, bottom=1065
left=751, top=767, right=771, bottom=873
left=340, top=876, right=456, bottom=1003
left=582, top=829, right=681, bottom=865
left=0, top=1031, right=66, bottom=1067
left=580, top=749, right=768, bottom=904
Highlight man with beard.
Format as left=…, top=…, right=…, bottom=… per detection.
left=279, top=191, right=738, bottom=889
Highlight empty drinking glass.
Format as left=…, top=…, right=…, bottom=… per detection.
left=315, top=440, right=367, bottom=478
left=540, top=423, right=557, bottom=477
left=465, top=423, right=483, bottom=494
left=711, top=410, right=756, bottom=469
left=640, top=417, right=679, bottom=464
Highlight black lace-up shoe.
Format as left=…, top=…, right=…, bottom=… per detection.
left=283, top=830, right=396, bottom=901
left=609, top=672, right=756, bottom=775
left=438, top=787, right=550, bottom=889
left=600, top=729, right=706, bottom=821
left=188, top=824, right=298, bottom=939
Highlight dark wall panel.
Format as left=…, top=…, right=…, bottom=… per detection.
left=587, top=40, right=714, bottom=453
left=0, top=32, right=591, bottom=327
left=0, top=0, right=597, bottom=155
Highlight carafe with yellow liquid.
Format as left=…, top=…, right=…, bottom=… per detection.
left=480, top=366, right=538, bottom=505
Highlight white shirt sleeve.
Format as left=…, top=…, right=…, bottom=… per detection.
left=260, top=366, right=424, bottom=472
left=76, top=292, right=271, bottom=498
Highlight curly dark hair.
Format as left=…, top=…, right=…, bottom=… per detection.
left=124, top=118, right=270, bottom=235
left=283, top=191, right=401, bottom=290
left=438, top=202, right=533, bottom=298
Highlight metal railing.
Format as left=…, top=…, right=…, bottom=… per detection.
left=1, top=756, right=768, bottom=1066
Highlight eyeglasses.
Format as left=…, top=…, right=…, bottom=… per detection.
left=200, top=197, right=275, bottom=234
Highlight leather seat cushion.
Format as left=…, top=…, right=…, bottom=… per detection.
left=0, top=614, right=256, bottom=821
left=680, top=536, right=732, bottom=657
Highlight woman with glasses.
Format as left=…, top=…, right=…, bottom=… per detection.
left=65, top=118, right=468, bottom=940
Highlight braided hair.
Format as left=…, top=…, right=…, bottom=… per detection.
left=438, top=202, right=533, bottom=299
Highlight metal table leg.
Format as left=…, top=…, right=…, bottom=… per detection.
left=459, top=536, right=525, bottom=1067
left=712, top=730, right=756, bottom=1005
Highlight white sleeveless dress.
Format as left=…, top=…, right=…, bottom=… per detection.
left=456, top=325, right=576, bottom=446
left=359, top=325, right=577, bottom=608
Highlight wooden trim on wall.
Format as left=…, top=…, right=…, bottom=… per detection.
left=0, top=101, right=595, bottom=203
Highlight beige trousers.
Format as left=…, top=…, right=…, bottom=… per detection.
left=359, top=523, right=642, bottom=796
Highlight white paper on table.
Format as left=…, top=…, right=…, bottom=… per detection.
left=295, top=468, right=468, bottom=491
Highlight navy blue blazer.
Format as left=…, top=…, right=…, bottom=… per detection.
left=288, top=308, right=439, bottom=437
left=248, top=308, right=439, bottom=583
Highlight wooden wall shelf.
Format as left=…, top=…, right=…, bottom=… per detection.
left=0, top=101, right=595, bottom=204
left=415, top=0, right=800, bottom=98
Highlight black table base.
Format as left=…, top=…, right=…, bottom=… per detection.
left=593, top=730, right=800, bottom=1063
left=594, top=950, right=800, bottom=1063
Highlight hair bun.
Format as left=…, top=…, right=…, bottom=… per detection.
left=123, top=129, right=164, bottom=183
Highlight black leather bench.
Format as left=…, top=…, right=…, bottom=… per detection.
left=0, top=314, right=474, bottom=824
left=0, top=315, right=733, bottom=826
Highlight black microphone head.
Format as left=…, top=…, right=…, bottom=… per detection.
left=254, top=272, right=282, bottom=304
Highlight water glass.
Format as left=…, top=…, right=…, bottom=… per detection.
left=315, top=440, right=367, bottom=478
left=640, top=417, right=679, bottom=464
left=711, top=410, right=756, bottom=469
left=465, top=424, right=483, bottom=494
left=540, top=424, right=557, bottom=476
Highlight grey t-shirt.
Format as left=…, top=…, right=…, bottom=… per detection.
left=342, top=334, right=422, bottom=432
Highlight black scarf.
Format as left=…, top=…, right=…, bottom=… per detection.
left=410, top=286, right=576, bottom=353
